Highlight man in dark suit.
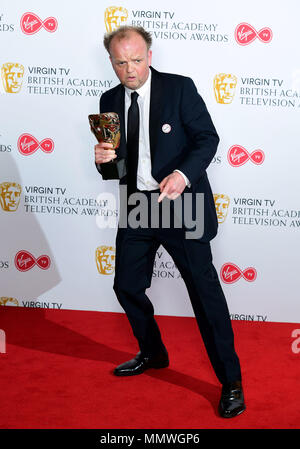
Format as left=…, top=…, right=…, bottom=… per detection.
left=94, top=26, right=245, bottom=418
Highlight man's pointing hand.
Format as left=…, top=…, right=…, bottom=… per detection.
left=158, top=172, right=186, bottom=202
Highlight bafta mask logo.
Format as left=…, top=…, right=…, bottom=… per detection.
left=214, top=73, right=237, bottom=104
left=0, top=297, right=19, bottom=306
left=95, top=246, right=115, bottom=275
left=1, top=62, right=25, bottom=93
left=104, top=6, right=128, bottom=32
left=0, top=182, right=22, bottom=212
left=214, top=194, right=230, bottom=223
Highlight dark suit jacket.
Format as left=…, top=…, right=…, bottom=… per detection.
left=96, top=66, right=219, bottom=241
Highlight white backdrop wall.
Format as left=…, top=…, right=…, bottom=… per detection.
left=0, top=0, right=299, bottom=323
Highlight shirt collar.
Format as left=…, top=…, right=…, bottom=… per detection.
left=124, top=69, right=151, bottom=100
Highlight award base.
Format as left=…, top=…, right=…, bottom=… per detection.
left=99, top=158, right=126, bottom=180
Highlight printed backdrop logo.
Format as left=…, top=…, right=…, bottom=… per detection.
left=0, top=12, right=15, bottom=32
left=17, top=134, right=54, bottom=156
left=14, top=250, right=51, bottom=272
left=214, top=73, right=237, bottom=104
left=104, top=6, right=128, bottom=32
left=0, top=182, right=21, bottom=211
left=214, top=194, right=230, bottom=223
left=20, top=12, right=58, bottom=35
left=0, top=261, right=9, bottom=269
left=221, top=263, right=257, bottom=284
left=95, top=246, right=115, bottom=275
left=0, top=297, right=19, bottom=306
left=235, top=23, right=272, bottom=46
left=1, top=62, right=24, bottom=93
left=0, top=143, right=12, bottom=153
left=228, top=145, right=265, bottom=167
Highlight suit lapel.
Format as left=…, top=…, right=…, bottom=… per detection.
left=113, top=85, right=127, bottom=159
left=149, top=67, right=163, bottom=164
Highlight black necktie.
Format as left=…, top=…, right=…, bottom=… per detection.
left=126, top=91, right=139, bottom=194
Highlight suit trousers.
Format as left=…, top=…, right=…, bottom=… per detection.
left=113, top=192, right=242, bottom=385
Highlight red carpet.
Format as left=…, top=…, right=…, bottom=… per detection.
left=0, top=307, right=299, bottom=429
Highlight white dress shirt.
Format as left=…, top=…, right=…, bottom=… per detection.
left=124, top=70, right=190, bottom=191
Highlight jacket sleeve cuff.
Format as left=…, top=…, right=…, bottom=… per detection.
left=173, top=169, right=191, bottom=188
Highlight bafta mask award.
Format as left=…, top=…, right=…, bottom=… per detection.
left=89, top=112, right=126, bottom=180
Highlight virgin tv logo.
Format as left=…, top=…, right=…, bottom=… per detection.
left=20, top=12, right=58, bottom=35
left=227, top=145, right=265, bottom=167
left=235, top=23, right=272, bottom=46
left=221, top=263, right=257, bottom=284
left=17, top=134, right=54, bottom=156
left=15, top=250, right=51, bottom=272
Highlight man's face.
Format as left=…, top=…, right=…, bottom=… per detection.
left=109, top=32, right=152, bottom=90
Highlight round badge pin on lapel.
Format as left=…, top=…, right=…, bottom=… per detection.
left=162, top=123, right=171, bottom=133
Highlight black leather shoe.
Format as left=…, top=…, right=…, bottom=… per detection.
left=114, top=351, right=169, bottom=376
left=218, top=381, right=246, bottom=418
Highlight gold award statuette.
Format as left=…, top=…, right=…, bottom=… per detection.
left=89, top=112, right=126, bottom=180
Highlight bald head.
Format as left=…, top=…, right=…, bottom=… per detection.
left=104, top=25, right=152, bottom=54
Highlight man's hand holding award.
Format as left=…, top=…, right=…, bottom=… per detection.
left=90, top=112, right=126, bottom=179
